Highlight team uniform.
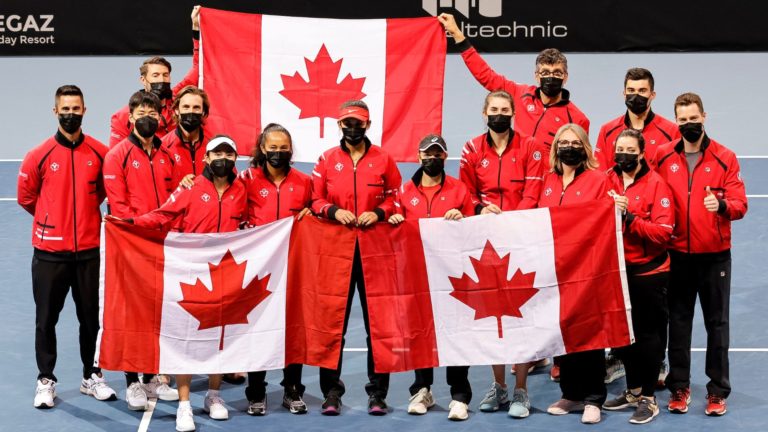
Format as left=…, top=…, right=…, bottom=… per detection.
left=162, top=126, right=212, bottom=188
left=654, top=135, right=747, bottom=405
left=17, top=130, right=112, bottom=402
left=595, top=112, right=680, bottom=169
left=455, top=40, right=590, bottom=149
left=108, top=33, right=200, bottom=147
left=310, top=137, right=401, bottom=406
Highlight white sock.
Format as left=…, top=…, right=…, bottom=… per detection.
left=207, top=389, right=220, bottom=398
left=179, top=400, right=191, bottom=409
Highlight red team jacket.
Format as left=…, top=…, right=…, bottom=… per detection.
left=457, top=41, right=590, bottom=147
left=240, top=165, right=312, bottom=226
left=595, top=111, right=680, bottom=169
left=161, top=126, right=211, bottom=187
left=17, top=132, right=109, bottom=254
left=537, top=168, right=610, bottom=208
left=133, top=169, right=246, bottom=233
left=607, top=162, right=675, bottom=265
left=311, top=139, right=402, bottom=221
left=394, top=169, right=475, bottom=219
left=654, top=136, right=747, bottom=253
left=103, top=134, right=176, bottom=219
left=459, top=131, right=544, bottom=213
left=108, top=36, right=200, bottom=147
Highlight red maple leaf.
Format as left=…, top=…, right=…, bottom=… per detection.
left=279, top=44, right=367, bottom=138
left=178, top=250, right=271, bottom=350
left=449, top=240, right=538, bottom=338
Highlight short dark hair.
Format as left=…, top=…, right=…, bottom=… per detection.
left=674, top=92, right=705, bottom=117
left=128, top=91, right=162, bottom=114
left=140, top=57, right=172, bottom=76
left=55, top=85, right=84, bottom=104
left=339, top=99, right=369, bottom=112
left=616, top=128, right=646, bottom=152
left=624, top=68, right=655, bottom=91
left=535, top=48, right=568, bottom=72
left=251, top=123, right=293, bottom=167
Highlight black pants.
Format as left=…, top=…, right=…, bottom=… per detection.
left=319, top=243, right=389, bottom=398
left=410, top=367, right=471, bottom=403
left=558, top=349, right=607, bottom=406
left=614, top=265, right=669, bottom=397
left=667, top=250, right=731, bottom=398
left=125, top=372, right=156, bottom=386
left=245, top=364, right=305, bottom=401
left=32, top=253, right=101, bottom=381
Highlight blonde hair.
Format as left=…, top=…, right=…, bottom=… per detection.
left=549, top=123, right=599, bottom=174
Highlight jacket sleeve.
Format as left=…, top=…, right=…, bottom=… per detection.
left=719, top=153, right=748, bottom=221
left=458, top=42, right=517, bottom=94
left=595, top=123, right=612, bottom=170
left=392, top=185, right=405, bottom=217
left=625, top=179, right=674, bottom=246
left=517, top=139, right=545, bottom=210
left=458, top=182, right=476, bottom=217
left=459, top=140, right=484, bottom=214
left=133, top=186, right=189, bottom=230
left=173, top=34, right=200, bottom=94
left=373, top=154, right=403, bottom=220
left=310, top=154, right=335, bottom=218
left=102, top=150, right=135, bottom=218
left=17, top=150, right=41, bottom=215
left=109, top=110, right=130, bottom=148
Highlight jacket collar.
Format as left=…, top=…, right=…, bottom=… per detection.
left=673, top=133, right=711, bottom=154
left=410, top=166, right=445, bottom=188
left=339, top=136, right=372, bottom=153
left=54, top=130, right=85, bottom=149
left=534, top=87, right=572, bottom=107
left=175, top=126, right=205, bottom=149
left=128, top=132, right=162, bottom=151
left=623, top=110, right=656, bottom=129
left=202, top=163, right=236, bottom=184
left=612, top=158, right=650, bottom=181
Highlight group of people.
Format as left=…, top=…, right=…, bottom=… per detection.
left=16, top=7, right=747, bottom=431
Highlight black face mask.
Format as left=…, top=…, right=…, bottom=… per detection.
left=266, top=151, right=292, bottom=169
left=179, top=112, right=203, bottom=132
left=134, top=116, right=159, bottom=138
left=149, top=82, right=172, bottom=100
left=487, top=114, right=512, bottom=133
left=679, top=122, right=704, bottom=143
left=209, top=158, right=235, bottom=178
left=625, top=94, right=650, bottom=115
left=421, top=157, right=444, bottom=177
left=557, top=147, right=586, bottom=166
left=58, top=113, right=83, bottom=134
left=614, top=152, right=640, bottom=173
left=539, top=77, right=564, bottom=98
left=342, top=126, right=366, bottom=145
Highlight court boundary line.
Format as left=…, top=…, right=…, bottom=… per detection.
left=137, top=398, right=156, bottom=432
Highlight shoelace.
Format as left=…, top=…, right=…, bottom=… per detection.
left=512, top=391, right=526, bottom=404
left=483, top=386, right=498, bottom=400
left=708, top=395, right=724, bottom=405
left=36, top=384, right=54, bottom=395
left=207, top=395, right=226, bottom=407
left=129, top=383, right=145, bottom=398
left=408, top=389, right=428, bottom=403
left=671, top=389, right=688, bottom=402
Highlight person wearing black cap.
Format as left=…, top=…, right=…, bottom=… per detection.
left=389, top=134, right=474, bottom=421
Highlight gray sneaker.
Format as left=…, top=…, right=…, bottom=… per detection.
left=603, top=389, right=640, bottom=411
left=508, top=388, right=530, bottom=418
left=629, top=397, right=659, bottom=424
left=478, top=382, right=508, bottom=412
left=604, top=354, right=626, bottom=384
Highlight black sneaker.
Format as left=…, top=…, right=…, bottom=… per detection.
left=321, top=394, right=341, bottom=416
left=629, top=397, right=659, bottom=424
left=222, top=373, right=246, bottom=385
left=368, top=394, right=388, bottom=416
left=283, top=390, right=308, bottom=414
left=247, top=398, right=266, bottom=416
left=603, top=389, right=640, bottom=411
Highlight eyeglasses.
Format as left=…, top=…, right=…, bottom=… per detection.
left=556, top=140, right=583, bottom=148
left=538, top=70, right=566, bottom=79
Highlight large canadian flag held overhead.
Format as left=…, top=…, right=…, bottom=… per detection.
left=199, top=8, right=446, bottom=162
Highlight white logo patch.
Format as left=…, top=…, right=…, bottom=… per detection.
left=50, top=162, right=59, bottom=172
left=670, top=163, right=679, bottom=173
left=544, top=187, right=552, bottom=196
left=259, top=188, right=269, bottom=198
left=132, top=160, right=140, bottom=169
left=200, top=193, right=211, bottom=202
left=705, top=166, right=711, bottom=173
left=410, top=197, right=420, bottom=206
left=533, top=151, right=542, bottom=161
left=661, top=198, right=671, bottom=208
left=174, top=153, right=181, bottom=162
left=480, top=158, right=490, bottom=168
left=334, top=162, right=344, bottom=172
left=527, top=104, right=535, bottom=112
left=87, top=160, right=93, bottom=166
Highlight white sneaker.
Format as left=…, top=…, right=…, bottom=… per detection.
left=80, top=373, right=117, bottom=401
left=176, top=405, right=195, bottom=432
left=34, top=378, right=56, bottom=409
left=204, top=393, right=229, bottom=420
left=144, top=381, right=180, bottom=401
left=407, top=387, right=435, bottom=415
left=511, top=358, right=551, bottom=374
left=448, top=400, right=469, bottom=421
left=126, top=381, right=148, bottom=411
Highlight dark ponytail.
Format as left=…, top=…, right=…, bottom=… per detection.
left=251, top=123, right=293, bottom=168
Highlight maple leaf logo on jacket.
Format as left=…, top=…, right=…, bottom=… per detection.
left=279, top=44, right=367, bottom=138
left=449, top=240, right=538, bottom=338
left=178, top=250, right=272, bottom=350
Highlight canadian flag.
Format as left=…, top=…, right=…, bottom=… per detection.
left=198, top=8, right=446, bottom=162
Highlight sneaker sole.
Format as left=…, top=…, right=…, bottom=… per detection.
left=34, top=402, right=54, bottom=409
left=283, top=402, right=308, bottom=414
left=80, top=387, right=118, bottom=402
left=668, top=406, right=688, bottom=414
left=705, top=408, right=727, bottom=416
left=204, top=409, right=229, bottom=421
left=246, top=410, right=266, bottom=416
left=368, top=407, right=387, bottom=416
left=448, top=415, right=468, bottom=421
left=508, top=409, right=530, bottom=418
left=321, top=407, right=340, bottom=416
left=127, top=402, right=148, bottom=411
left=603, top=402, right=637, bottom=411
left=629, top=410, right=659, bottom=424
left=175, top=424, right=195, bottom=432
left=157, top=393, right=180, bottom=402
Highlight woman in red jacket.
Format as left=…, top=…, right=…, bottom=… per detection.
left=239, top=123, right=312, bottom=416
left=538, top=124, right=611, bottom=425
left=602, top=129, right=673, bottom=424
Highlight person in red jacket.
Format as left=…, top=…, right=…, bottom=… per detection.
left=653, top=93, right=747, bottom=417
left=602, top=129, right=674, bottom=424
left=162, top=85, right=212, bottom=188
left=388, top=134, right=474, bottom=421
left=458, top=90, right=545, bottom=417
left=437, top=14, right=590, bottom=150
left=127, top=135, right=245, bottom=432
left=103, top=91, right=179, bottom=410
left=310, top=100, right=402, bottom=416
left=595, top=68, right=680, bottom=169
left=539, top=124, right=610, bottom=425
left=239, top=123, right=311, bottom=416
left=17, top=85, right=116, bottom=409
left=108, top=6, right=201, bottom=147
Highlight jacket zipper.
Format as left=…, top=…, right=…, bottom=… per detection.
left=497, top=154, right=504, bottom=209
left=276, top=183, right=281, bottom=221
left=685, top=154, right=704, bottom=254
left=217, top=194, right=222, bottom=233
left=148, top=151, right=161, bottom=207
left=70, top=148, right=78, bottom=253
left=532, top=107, right=548, bottom=138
